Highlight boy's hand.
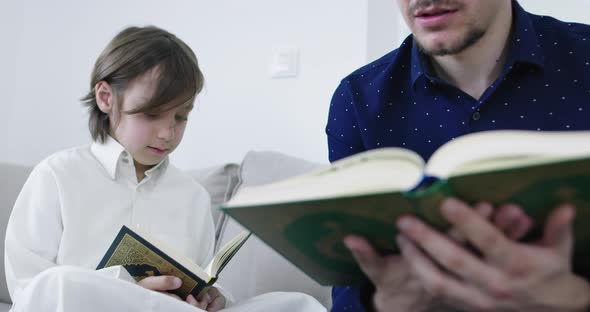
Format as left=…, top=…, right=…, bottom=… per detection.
left=186, top=287, right=226, bottom=311
left=137, top=275, right=183, bottom=300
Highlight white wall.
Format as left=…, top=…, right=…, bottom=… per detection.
left=366, top=0, right=408, bottom=62
left=1, top=0, right=368, bottom=169
left=366, top=0, right=590, bottom=62
left=518, top=0, right=590, bottom=24
left=6, top=1, right=588, bottom=169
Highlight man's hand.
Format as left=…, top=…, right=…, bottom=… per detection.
left=345, top=235, right=430, bottom=311
left=395, top=198, right=590, bottom=312
left=345, top=202, right=527, bottom=311
left=186, top=287, right=226, bottom=312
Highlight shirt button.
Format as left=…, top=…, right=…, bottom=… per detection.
left=472, top=112, right=481, bottom=121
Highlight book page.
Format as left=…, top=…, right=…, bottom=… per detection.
left=205, top=231, right=251, bottom=277
left=225, top=148, right=425, bottom=207
left=425, top=130, right=590, bottom=178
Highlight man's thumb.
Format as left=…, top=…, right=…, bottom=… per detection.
left=542, top=204, right=576, bottom=257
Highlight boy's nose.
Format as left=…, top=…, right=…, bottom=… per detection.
left=157, top=123, right=175, bottom=141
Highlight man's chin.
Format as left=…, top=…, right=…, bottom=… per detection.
left=415, top=29, right=485, bottom=56
left=416, top=36, right=463, bottom=56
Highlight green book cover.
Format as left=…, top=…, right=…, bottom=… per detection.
left=221, top=130, right=590, bottom=286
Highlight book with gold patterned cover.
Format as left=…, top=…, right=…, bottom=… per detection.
left=221, top=130, right=590, bottom=286
left=97, top=225, right=250, bottom=299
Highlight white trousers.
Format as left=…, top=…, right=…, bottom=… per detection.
left=12, top=266, right=327, bottom=312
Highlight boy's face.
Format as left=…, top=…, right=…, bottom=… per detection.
left=112, top=69, right=193, bottom=170
left=396, top=0, right=509, bottom=56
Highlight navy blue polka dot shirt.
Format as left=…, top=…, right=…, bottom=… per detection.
left=326, top=1, right=590, bottom=311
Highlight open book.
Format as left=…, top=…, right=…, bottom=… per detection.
left=221, top=130, right=590, bottom=286
left=97, top=225, right=251, bottom=299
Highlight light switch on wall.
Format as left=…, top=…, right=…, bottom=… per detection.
left=269, top=46, right=299, bottom=78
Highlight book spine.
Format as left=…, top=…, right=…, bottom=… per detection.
left=406, top=179, right=454, bottom=230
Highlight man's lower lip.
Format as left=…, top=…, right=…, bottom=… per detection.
left=415, top=11, right=457, bottom=28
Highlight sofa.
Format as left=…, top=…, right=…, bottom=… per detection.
left=0, top=151, right=332, bottom=311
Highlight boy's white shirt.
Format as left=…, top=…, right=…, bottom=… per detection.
left=4, top=136, right=225, bottom=304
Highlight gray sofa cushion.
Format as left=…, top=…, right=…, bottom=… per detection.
left=236, top=151, right=323, bottom=188
left=0, top=163, right=32, bottom=304
left=187, top=163, right=240, bottom=244
left=0, top=302, right=10, bottom=312
left=217, top=151, right=332, bottom=308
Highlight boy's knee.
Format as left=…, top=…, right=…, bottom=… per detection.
left=289, top=292, right=323, bottom=307
left=35, top=265, right=90, bottom=285
left=14, top=266, right=95, bottom=311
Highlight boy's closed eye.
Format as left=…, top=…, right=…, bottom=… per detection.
left=175, top=115, right=188, bottom=122
left=143, top=113, right=160, bottom=120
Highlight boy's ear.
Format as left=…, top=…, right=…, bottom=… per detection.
left=95, top=81, right=115, bottom=114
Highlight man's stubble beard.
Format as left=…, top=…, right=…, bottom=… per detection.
left=415, top=26, right=486, bottom=56
left=408, top=0, right=486, bottom=56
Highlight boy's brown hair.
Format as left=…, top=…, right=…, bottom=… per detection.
left=82, top=26, right=204, bottom=143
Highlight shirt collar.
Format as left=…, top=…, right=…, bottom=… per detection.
left=91, top=136, right=169, bottom=180
left=410, top=0, right=545, bottom=91
left=507, top=0, right=545, bottom=67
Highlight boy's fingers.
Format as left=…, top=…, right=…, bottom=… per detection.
left=186, top=294, right=198, bottom=305
left=208, top=295, right=226, bottom=312
left=207, top=287, right=222, bottom=299
left=198, top=299, right=209, bottom=309
left=138, top=275, right=182, bottom=291
left=196, top=293, right=211, bottom=309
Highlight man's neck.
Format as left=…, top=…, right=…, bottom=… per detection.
left=429, top=5, right=513, bottom=100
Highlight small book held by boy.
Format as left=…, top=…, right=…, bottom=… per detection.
left=97, top=225, right=251, bottom=299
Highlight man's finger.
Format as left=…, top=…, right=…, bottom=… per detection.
left=494, top=204, right=534, bottom=240
left=398, top=234, right=494, bottom=310
left=439, top=198, right=513, bottom=264
left=396, top=216, right=506, bottom=293
left=542, top=204, right=575, bottom=257
left=343, top=235, right=386, bottom=285
left=138, top=275, right=182, bottom=291
left=508, top=215, right=534, bottom=241
left=447, top=202, right=493, bottom=243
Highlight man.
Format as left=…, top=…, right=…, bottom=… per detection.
left=326, top=0, right=590, bottom=311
